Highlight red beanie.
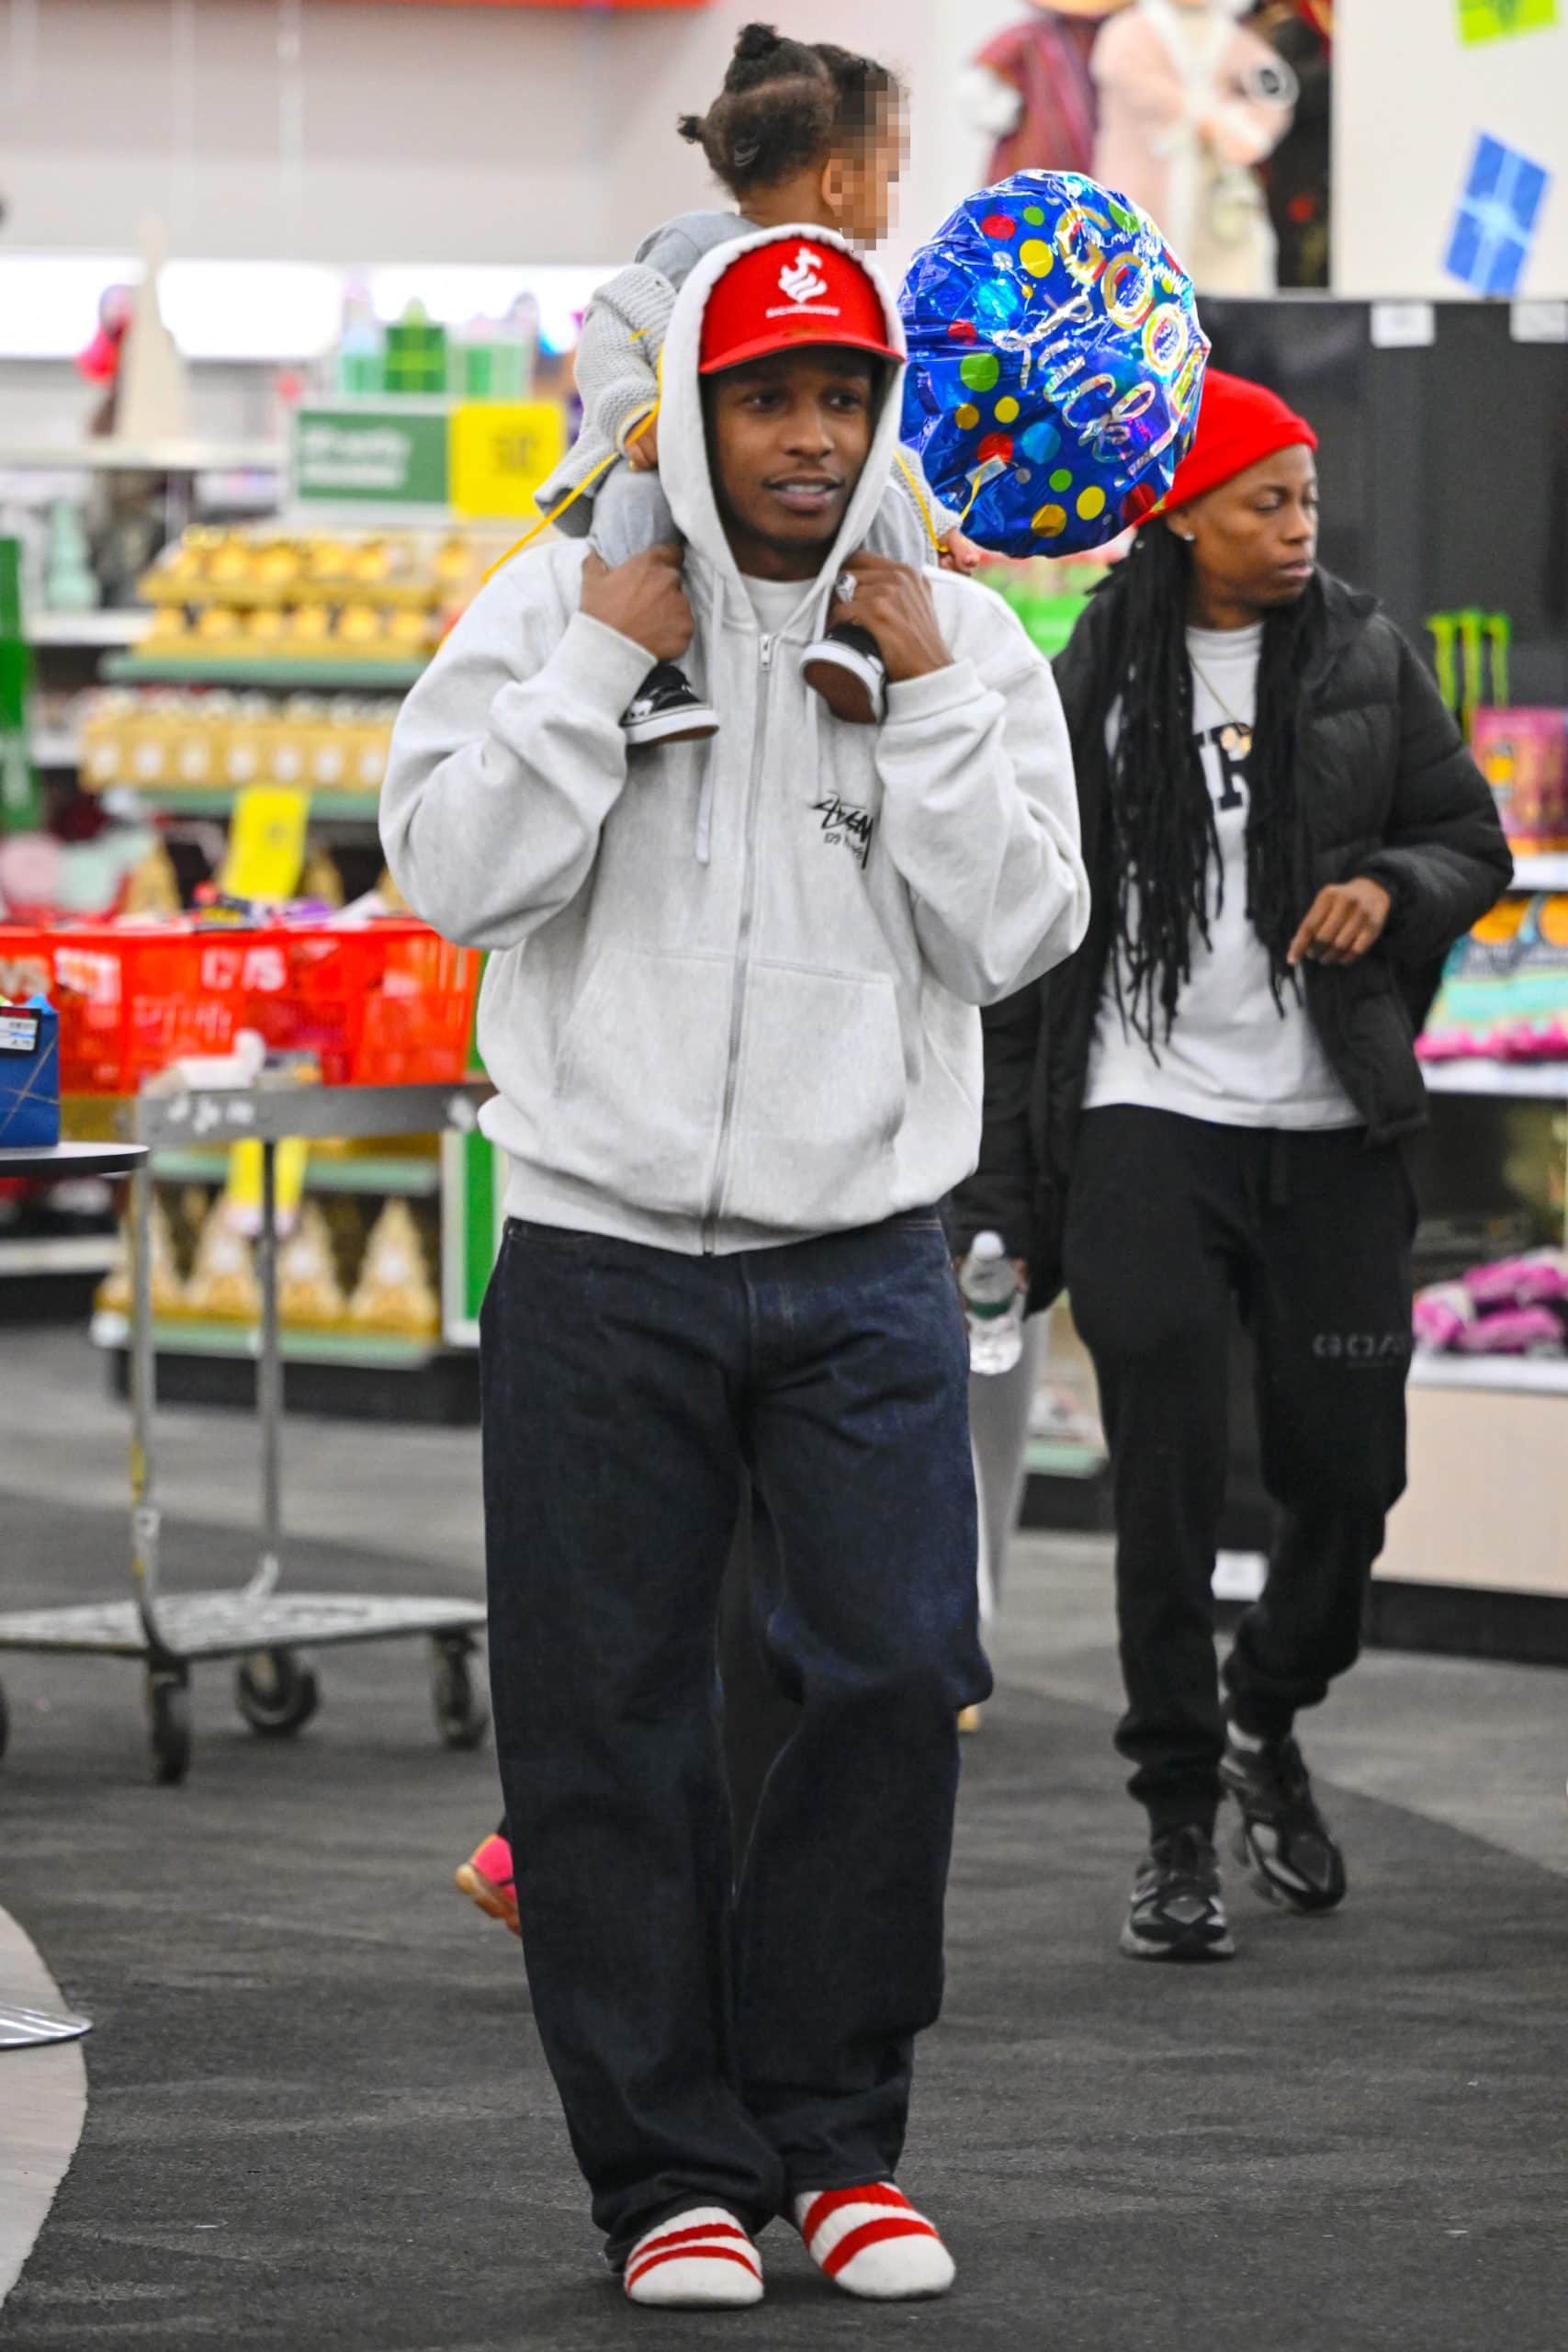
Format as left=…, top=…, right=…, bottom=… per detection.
left=1159, top=369, right=1317, bottom=515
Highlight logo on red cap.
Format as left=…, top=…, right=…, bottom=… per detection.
left=700, top=237, right=902, bottom=377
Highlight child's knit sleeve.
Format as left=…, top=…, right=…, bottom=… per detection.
left=574, top=264, right=679, bottom=460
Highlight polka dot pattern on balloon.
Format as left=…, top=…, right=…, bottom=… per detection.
left=898, top=167, right=1208, bottom=557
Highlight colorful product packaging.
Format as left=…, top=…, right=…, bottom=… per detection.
left=0, top=992, right=61, bottom=1148
left=1470, top=707, right=1568, bottom=852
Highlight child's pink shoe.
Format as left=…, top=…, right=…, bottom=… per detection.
left=455, top=1832, right=519, bottom=1937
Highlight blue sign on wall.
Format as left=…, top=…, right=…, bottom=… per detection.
left=1445, top=133, right=1551, bottom=297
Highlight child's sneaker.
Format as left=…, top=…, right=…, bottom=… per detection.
left=793, top=2183, right=954, bottom=2300
left=624, top=662, right=719, bottom=747
left=802, top=624, right=887, bottom=725
left=454, top=1832, right=519, bottom=1937
left=623, top=2208, right=763, bottom=2307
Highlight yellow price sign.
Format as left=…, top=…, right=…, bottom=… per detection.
left=220, top=785, right=310, bottom=902
left=449, top=401, right=568, bottom=520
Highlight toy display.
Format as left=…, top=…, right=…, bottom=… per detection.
left=899, top=170, right=1208, bottom=557
left=1415, top=1251, right=1568, bottom=1358
left=966, top=4, right=1130, bottom=185
left=1091, top=0, right=1296, bottom=296
left=1418, top=895, right=1568, bottom=1064
left=1471, top=707, right=1568, bottom=853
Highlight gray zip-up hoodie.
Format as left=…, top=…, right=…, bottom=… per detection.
left=381, top=226, right=1089, bottom=1255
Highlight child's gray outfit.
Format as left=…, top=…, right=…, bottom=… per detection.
left=537, top=209, right=959, bottom=569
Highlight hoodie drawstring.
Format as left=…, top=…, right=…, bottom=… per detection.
left=694, top=571, right=722, bottom=865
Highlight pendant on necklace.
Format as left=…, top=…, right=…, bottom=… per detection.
left=1220, top=724, right=1253, bottom=760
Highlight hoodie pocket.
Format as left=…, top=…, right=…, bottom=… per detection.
left=548, top=947, right=733, bottom=1216
left=721, top=963, right=908, bottom=1231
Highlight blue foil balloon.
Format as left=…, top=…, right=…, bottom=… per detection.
left=899, top=171, right=1210, bottom=557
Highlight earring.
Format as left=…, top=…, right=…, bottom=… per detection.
left=1182, top=532, right=1197, bottom=543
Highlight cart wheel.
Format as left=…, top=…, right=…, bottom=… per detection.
left=146, top=1670, right=192, bottom=1785
left=235, top=1650, right=321, bottom=1738
left=432, top=1638, right=490, bottom=1751
left=0, top=1676, right=9, bottom=1763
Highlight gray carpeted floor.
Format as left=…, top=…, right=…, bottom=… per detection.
left=1, top=1492, right=1566, bottom=2350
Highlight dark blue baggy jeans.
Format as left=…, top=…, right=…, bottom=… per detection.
left=479, top=1212, right=988, bottom=2263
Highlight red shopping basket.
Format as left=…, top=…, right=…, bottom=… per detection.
left=0, top=920, right=480, bottom=1094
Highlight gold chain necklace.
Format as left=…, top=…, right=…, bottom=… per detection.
left=1188, top=645, right=1255, bottom=763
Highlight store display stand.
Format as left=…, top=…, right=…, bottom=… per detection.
left=0, top=1083, right=491, bottom=1784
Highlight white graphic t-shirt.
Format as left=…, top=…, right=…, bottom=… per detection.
left=1084, top=622, right=1359, bottom=1130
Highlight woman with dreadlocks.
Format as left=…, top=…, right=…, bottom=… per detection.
left=954, top=371, right=1510, bottom=1962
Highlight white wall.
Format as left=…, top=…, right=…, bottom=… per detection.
left=1, top=0, right=1018, bottom=277
left=1335, top=0, right=1567, bottom=299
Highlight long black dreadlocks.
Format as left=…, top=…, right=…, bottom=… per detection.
left=1096, top=523, right=1325, bottom=1047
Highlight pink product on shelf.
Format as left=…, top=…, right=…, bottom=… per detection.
left=1412, top=1282, right=1475, bottom=1349
left=1463, top=1249, right=1568, bottom=1308
left=1472, top=707, right=1568, bottom=852
left=1451, top=1305, right=1567, bottom=1357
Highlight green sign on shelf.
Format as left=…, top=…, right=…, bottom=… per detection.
left=1457, top=0, right=1558, bottom=42
left=294, top=406, right=450, bottom=507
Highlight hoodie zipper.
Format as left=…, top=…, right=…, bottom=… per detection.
left=703, top=630, right=774, bottom=1252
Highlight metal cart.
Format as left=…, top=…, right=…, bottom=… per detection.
left=0, top=1082, right=491, bottom=1784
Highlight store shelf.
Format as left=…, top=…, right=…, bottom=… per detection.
left=0, top=439, right=284, bottom=474
left=29, top=731, right=81, bottom=768
left=1510, top=853, right=1568, bottom=891
left=144, top=786, right=382, bottom=823
left=104, top=653, right=425, bottom=691
left=149, top=1148, right=438, bottom=1195
left=1422, top=1059, right=1568, bottom=1099
left=0, top=1234, right=118, bottom=1276
left=91, top=1310, right=441, bottom=1370
left=26, top=610, right=153, bottom=649
left=1409, top=1351, right=1568, bottom=1397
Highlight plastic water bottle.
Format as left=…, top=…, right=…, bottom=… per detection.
left=961, top=1232, right=1024, bottom=1375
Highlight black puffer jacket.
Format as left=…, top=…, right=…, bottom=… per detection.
left=953, top=570, right=1514, bottom=1312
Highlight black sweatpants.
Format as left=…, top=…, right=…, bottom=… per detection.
left=1064, top=1107, right=1415, bottom=1835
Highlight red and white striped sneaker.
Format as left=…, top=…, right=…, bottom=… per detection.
left=793, top=2182, right=955, bottom=2301
left=622, top=2208, right=764, bottom=2309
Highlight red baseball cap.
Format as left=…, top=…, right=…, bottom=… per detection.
left=1161, top=369, right=1317, bottom=514
left=699, top=237, right=902, bottom=377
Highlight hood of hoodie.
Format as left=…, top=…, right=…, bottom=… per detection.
left=657, top=223, right=910, bottom=625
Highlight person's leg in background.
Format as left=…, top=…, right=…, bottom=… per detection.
left=969, top=1311, right=1048, bottom=1631
left=480, top=1222, right=783, bottom=2271
left=734, top=1216, right=987, bottom=2298
left=1064, top=1107, right=1246, bottom=1961
left=1221, top=1130, right=1415, bottom=1912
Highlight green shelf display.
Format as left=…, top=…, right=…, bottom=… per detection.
left=104, top=653, right=427, bottom=691
left=149, top=1149, right=440, bottom=1196
left=140, top=787, right=383, bottom=823
left=93, top=1312, right=442, bottom=1370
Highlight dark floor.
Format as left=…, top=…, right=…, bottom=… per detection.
left=2, top=1493, right=1566, bottom=2350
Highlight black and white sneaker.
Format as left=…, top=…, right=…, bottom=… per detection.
left=1221, top=1728, right=1347, bottom=1914
left=1120, top=1826, right=1235, bottom=1962
left=623, top=662, right=719, bottom=748
left=802, top=623, right=888, bottom=725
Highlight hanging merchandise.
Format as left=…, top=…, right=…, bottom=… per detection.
left=1091, top=0, right=1297, bottom=296
left=899, top=171, right=1208, bottom=557
left=966, top=4, right=1132, bottom=186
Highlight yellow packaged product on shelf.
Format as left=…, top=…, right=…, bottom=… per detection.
left=277, top=1202, right=351, bottom=1329
left=346, top=1199, right=441, bottom=1340
left=184, top=1199, right=263, bottom=1321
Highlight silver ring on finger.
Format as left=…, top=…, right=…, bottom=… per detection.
left=834, top=571, right=857, bottom=605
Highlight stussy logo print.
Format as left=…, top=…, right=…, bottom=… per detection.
left=812, top=794, right=874, bottom=867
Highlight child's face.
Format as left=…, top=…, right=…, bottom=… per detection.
left=826, top=100, right=907, bottom=249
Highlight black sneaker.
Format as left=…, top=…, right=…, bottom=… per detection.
left=802, top=623, right=887, bottom=725
left=1221, top=1730, right=1347, bottom=1914
left=623, top=663, right=719, bottom=748
left=1119, top=1826, right=1235, bottom=1962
